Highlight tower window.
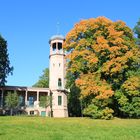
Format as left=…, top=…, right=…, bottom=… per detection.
left=59, top=63, right=61, bottom=67
left=58, top=96, right=62, bottom=106
left=52, top=43, right=56, bottom=51
left=58, top=78, right=62, bottom=87
left=58, top=42, right=62, bottom=50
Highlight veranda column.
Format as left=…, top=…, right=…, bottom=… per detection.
left=37, top=91, right=39, bottom=107
left=25, top=90, right=28, bottom=106
left=48, top=90, right=50, bottom=96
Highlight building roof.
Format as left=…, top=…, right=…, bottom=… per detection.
left=49, top=34, right=65, bottom=43
left=0, top=85, right=50, bottom=92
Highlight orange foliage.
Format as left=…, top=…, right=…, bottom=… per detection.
left=64, top=16, right=139, bottom=100
left=76, top=73, right=114, bottom=99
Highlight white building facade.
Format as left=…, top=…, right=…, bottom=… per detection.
left=0, top=35, right=68, bottom=117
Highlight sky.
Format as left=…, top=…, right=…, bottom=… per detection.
left=0, top=0, right=139, bottom=87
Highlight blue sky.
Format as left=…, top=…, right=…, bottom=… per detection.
left=0, top=0, right=139, bottom=86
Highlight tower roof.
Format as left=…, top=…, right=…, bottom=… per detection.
left=49, top=35, right=65, bottom=43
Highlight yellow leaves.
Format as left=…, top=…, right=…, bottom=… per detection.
left=94, top=43, right=110, bottom=55
left=74, top=20, right=88, bottom=34
left=108, top=25, right=124, bottom=38
left=89, top=57, right=98, bottom=64
left=111, top=63, right=122, bottom=73
left=102, top=58, right=122, bottom=74
left=116, top=20, right=126, bottom=27
left=76, top=73, right=114, bottom=99
left=65, top=17, right=113, bottom=48
left=96, top=89, right=114, bottom=99
left=75, top=79, right=83, bottom=85
left=66, top=29, right=77, bottom=42
left=122, top=76, right=140, bottom=96
left=97, top=36, right=108, bottom=44
left=102, top=48, right=137, bottom=75
left=111, top=37, right=124, bottom=46
left=95, top=16, right=112, bottom=25
left=76, top=38, right=89, bottom=49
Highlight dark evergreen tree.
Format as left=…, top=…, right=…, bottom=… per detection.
left=0, top=35, right=13, bottom=86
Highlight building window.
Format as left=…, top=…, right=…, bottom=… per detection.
left=59, top=63, right=61, bottom=67
left=29, top=96, right=34, bottom=107
left=58, top=78, right=62, bottom=87
left=19, top=95, right=24, bottom=106
left=58, top=96, right=62, bottom=106
left=58, top=42, right=62, bottom=50
left=52, top=43, right=56, bottom=51
left=30, top=111, right=34, bottom=115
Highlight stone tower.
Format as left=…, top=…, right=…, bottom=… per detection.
left=49, top=35, right=68, bottom=117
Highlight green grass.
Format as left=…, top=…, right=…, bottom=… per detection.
left=0, top=117, right=140, bottom=140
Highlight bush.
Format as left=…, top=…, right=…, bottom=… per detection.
left=101, top=107, right=114, bottom=120
left=83, top=104, right=114, bottom=120
left=119, top=97, right=140, bottom=118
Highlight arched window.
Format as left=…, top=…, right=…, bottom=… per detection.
left=52, top=43, right=56, bottom=51
left=58, top=78, right=62, bottom=87
left=58, top=42, right=62, bottom=50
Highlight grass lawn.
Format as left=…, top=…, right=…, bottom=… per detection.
left=0, top=117, right=140, bottom=140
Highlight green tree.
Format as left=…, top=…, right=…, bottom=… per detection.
left=39, top=95, right=52, bottom=117
left=115, top=71, right=140, bottom=118
left=0, top=35, right=13, bottom=86
left=33, top=68, right=49, bottom=88
left=66, top=71, right=81, bottom=117
left=39, top=96, right=51, bottom=108
left=64, top=17, right=140, bottom=119
left=133, top=18, right=140, bottom=45
left=5, top=92, right=19, bottom=116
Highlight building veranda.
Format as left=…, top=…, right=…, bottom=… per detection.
left=0, top=86, right=51, bottom=116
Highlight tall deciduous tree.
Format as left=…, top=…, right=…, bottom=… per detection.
left=64, top=17, right=140, bottom=119
left=0, top=35, right=13, bottom=86
left=133, top=18, right=140, bottom=45
left=33, top=68, right=49, bottom=88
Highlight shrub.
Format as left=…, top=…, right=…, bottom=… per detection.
left=83, top=104, right=114, bottom=120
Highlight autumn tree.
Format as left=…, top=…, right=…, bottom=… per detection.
left=0, top=35, right=13, bottom=86
left=33, top=68, right=49, bottom=88
left=63, top=17, right=140, bottom=119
